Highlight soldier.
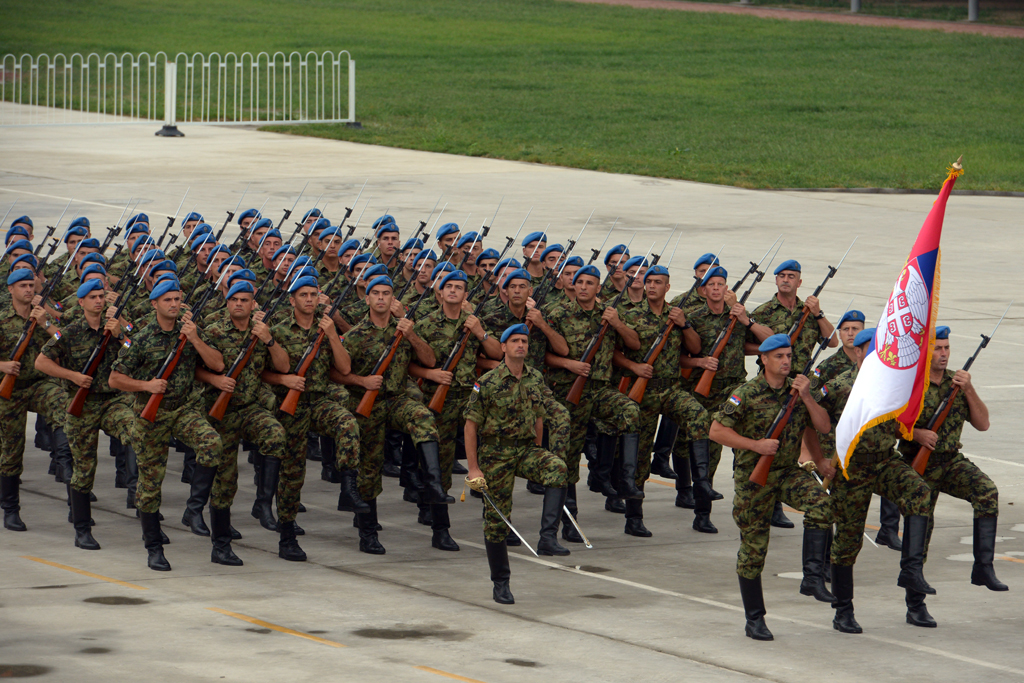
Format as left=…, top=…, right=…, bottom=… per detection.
left=173, top=224, right=209, bottom=273
left=304, top=216, right=329, bottom=260
left=411, top=270, right=502, bottom=551
left=465, top=323, right=569, bottom=604
left=458, top=233, right=484, bottom=280
left=539, top=255, right=581, bottom=316
left=709, top=334, right=834, bottom=641
left=400, top=250, right=437, bottom=308
left=747, top=259, right=838, bottom=530
left=897, top=326, right=1005, bottom=612
left=43, top=219, right=88, bottom=281
left=547, top=264, right=642, bottom=546
left=599, top=244, right=629, bottom=302
left=316, top=226, right=349, bottom=289
left=0, top=269, right=70, bottom=531
left=479, top=268, right=565, bottom=373
left=249, top=228, right=282, bottom=283
left=371, top=217, right=401, bottom=270
left=109, top=277, right=225, bottom=571
left=256, top=246, right=295, bottom=308
left=35, top=279, right=137, bottom=550
left=180, top=211, right=204, bottom=244
left=244, top=218, right=273, bottom=263
left=520, top=232, right=547, bottom=281
left=616, top=255, right=648, bottom=313
left=393, top=237, right=424, bottom=293
left=815, top=329, right=934, bottom=633
left=180, top=232, right=217, bottom=294
left=436, top=223, right=460, bottom=253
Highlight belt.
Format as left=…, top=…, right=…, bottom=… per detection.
left=481, top=436, right=536, bottom=449
left=646, top=378, right=677, bottom=391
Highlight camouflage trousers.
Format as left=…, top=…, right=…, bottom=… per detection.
left=351, top=392, right=438, bottom=501
left=638, top=383, right=709, bottom=487
left=555, top=380, right=639, bottom=486
left=432, top=385, right=472, bottom=492
left=830, top=454, right=931, bottom=567
left=0, top=380, right=67, bottom=477
left=912, top=452, right=997, bottom=563
left=133, top=403, right=222, bottom=514
left=66, top=393, right=136, bottom=494
left=686, top=380, right=742, bottom=480
left=208, top=400, right=286, bottom=510
left=275, top=403, right=312, bottom=525
left=733, top=465, right=833, bottom=579
left=478, top=441, right=567, bottom=544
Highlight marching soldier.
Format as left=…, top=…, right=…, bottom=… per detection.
left=393, top=238, right=424, bottom=293
left=599, top=244, right=629, bottom=302
left=249, top=228, right=282, bottom=283
left=436, top=223, right=460, bottom=253
left=371, top=217, right=401, bottom=270
left=521, top=232, right=547, bottom=281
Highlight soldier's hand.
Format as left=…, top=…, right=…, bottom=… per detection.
left=390, top=299, right=406, bottom=318
left=103, top=305, right=117, bottom=320
left=601, top=306, right=620, bottom=326
left=461, top=299, right=475, bottom=315
left=524, top=307, right=545, bottom=328
left=668, top=307, right=687, bottom=328
left=0, top=361, right=21, bottom=376
left=181, top=319, right=199, bottom=343
left=71, top=372, right=93, bottom=389
left=465, top=473, right=487, bottom=491
left=817, top=459, right=837, bottom=480
left=146, top=378, right=168, bottom=395
left=724, top=289, right=738, bottom=308
left=396, top=318, right=414, bottom=337
left=318, top=315, right=336, bottom=336
left=700, top=356, right=719, bottom=371
left=362, top=374, right=384, bottom=392
left=730, top=304, right=749, bottom=326
left=805, top=296, right=822, bottom=317
left=634, top=363, right=654, bottom=379
left=792, top=374, right=811, bottom=398
left=566, top=360, right=591, bottom=378
left=252, top=310, right=266, bottom=324
left=913, top=428, right=938, bottom=450
left=182, top=309, right=194, bottom=324
left=430, top=369, right=454, bottom=386
left=282, top=375, right=306, bottom=392
left=464, top=315, right=484, bottom=339
left=252, top=321, right=272, bottom=344
left=753, top=439, right=779, bottom=456
left=526, top=296, right=537, bottom=309
left=213, top=375, right=236, bottom=393
left=952, top=370, right=972, bottom=390
left=30, top=305, right=48, bottom=326
left=105, top=290, right=119, bottom=305
left=318, top=292, right=331, bottom=307
left=31, top=294, right=43, bottom=307
left=104, top=318, right=121, bottom=336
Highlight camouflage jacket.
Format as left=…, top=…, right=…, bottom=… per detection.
left=418, top=307, right=481, bottom=390
left=269, top=309, right=334, bottom=397
left=250, top=260, right=271, bottom=285
left=338, top=295, right=369, bottom=328
left=203, top=317, right=273, bottom=408
left=479, top=300, right=548, bottom=372
left=0, top=307, right=58, bottom=388
left=714, top=373, right=810, bottom=471
left=621, top=298, right=686, bottom=380
left=750, top=294, right=821, bottom=374
left=341, top=315, right=413, bottom=400
left=50, top=271, right=79, bottom=305
left=400, top=286, right=440, bottom=322
left=539, top=289, right=571, bottom=319
left=898, top=369, right=970, bottom=457
left=42, top=251, right=71, bottom=281
left=317, top=264, right=344, bottom=291
left=464, top=362, right=552, bottom=441
left=112, top=317, right=206, bottom=407
left=669, top=287, right=706, bottom=317
left=546, top=298, right=622, bottom=387
left=41, top=316, right=123, bottom=395
left=688, top=301, right=748, bottom=386
left=817, top=367, right=900, bottom=459
left=599, top=277, right=623, bottom=303
left=813, top=348, right=857, bottom=388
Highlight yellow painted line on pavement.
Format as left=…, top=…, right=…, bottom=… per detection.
left=414, top=666, right=488, bottom=683
left=207, top=607, right=345, bottom=648
left=998, top=556, right=1024, bottom=565
left=21, top=556, right=148, bottom=590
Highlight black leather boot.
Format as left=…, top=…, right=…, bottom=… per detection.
left=485, top=539, right=514, bottom=604
left=140, top=511, right=171, bottom=571
left=618, top=433, right=644, bottom=500
left=320, top=436, right=341, bottom=483
left=112, top=437, right=127, bottom=488
left=357, top=498, right=386, bottom=555
left=210, top=507, right=243, bottom=566
left=399, top=434, right=423, bottom=503
left=382, top=429, right=402, bottom=477
left=278, top=520, right=307, bottom=562
left=418, top=441, right=455, bottom=504
left=251, top=455, right=280, bottom=531
left=905, top=587, right=937, bottom=627
left=799, top=528, right=836, bottom=602
left=561, top=483, right=584, bottom=543
left=650, top=418, right=678, bottom=479
left=180, top=446, right=196, bottom=484
left=1, top=475, right=27, bottom=531
left=417, top=503, right=433, bottom=526
left=624, top=497, right=652, bottom=537
left=770, top=500, right=794, bottom=529
left=591, top=432, right=619, bottom=497
left=830, top=564, right=862, bottom=633
left=306, top=432, right=322, bottom=461
left=583, top=422, right=599, bottom=487
left=125, top=445, right=139, bottom=510
left=738, top=575, right=773, bottom=640
left=252, top=447, right=263, bottom=487
left=431, top=504, right=460, bottom=551
left=875, top=497, right=902, bottom=550
left=673, top=449, right=694, bottom=508
left=70, top=488, right=100, bottom=550
left=690, top=440, right=718, bottom=533
left=526, top=480, right=545, bottom=495
left=824, top=527, right=833, bottom=583
left=182, top=463, right=216, bottom=537
left=538, top=487, right=570, bottom=556
left=34, top=414, right=52, bottom=451
left=337, top=468, right=371, bottom=514
left=52, top=428, right=74, bottom=485
left=898, top=515, right=936, bottom=595
left=971, top=516, right=1008, bottom=591
left=605, top=497, right=625, bottom=514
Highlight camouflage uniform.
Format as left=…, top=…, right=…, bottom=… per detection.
left=809, top=348, right=857, bottom=463
left=668, top=288, right=705, bottom=318
left=465, top=362, right=568, bottom=543
left=0, top=309, right=67, bottom=477
left=750, top=294, right=821, bottom=376
left=598, top=278, right=623, bottom=303
left=42, top=252, right=70, bottom=281
left=338, top=296, right=369, bottom=329
left=714, top=374, right=833, bottom=579
left=343, top=316, right=436, bottom=500
left=317, top=265, right=344, bottom=292
left=897, top=370, right=997, bottom=561
left=112, top=319, right=223, bottom=514
left=270, top=310, right=360, bottom=522
left=817, top=368, right=930, bottom=566
left=40, top=318, right=136, bottom=492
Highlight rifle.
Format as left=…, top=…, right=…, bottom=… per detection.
left=749, top=325, right=842, bottom=486
left=731, top=235, right=782, bottom=295
left=910, top=304, right=1009, bottom=475
left=99, top=196, right=134, bottom=254
left=33, top=198, right=73, bottom=263
left=0, top=240, right=83, bottom=398
left=692, top=241, right=783, bottom=397
left=532, top=212, right=591, bottom=309
left=228, top=196, right=271, bottom=254
left=155, top=188, right=190, bottom=249
left=1, top=199, right=17, bottom=229
left=33, top=225, right=57, bottom=259
left=588, top=222, right=616, bottom=267
left=566, top=242, right=654, bottom=406
left=275, top=181, right=308, bottom=233
left=211, top=182, right=250, bottom=246
left=786, top=236, right=857, bottom=346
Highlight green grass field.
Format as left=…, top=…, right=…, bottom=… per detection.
left=2, top=0, right=1023, bottom=190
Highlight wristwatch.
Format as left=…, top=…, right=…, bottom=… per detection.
left=814, top=312, right=825, bottom=320
left=681, top=322, right=692, bottom=330
left=264, top=338, right=276, bottom=348
left=745, top=318, right=755, bottom=329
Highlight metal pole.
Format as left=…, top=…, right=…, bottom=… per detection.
left=156, top=61, right=183, bottom=137
left=851, top=0, right=861, bottom=12
left=968, top=0, right=978, bottom=22
left=346, top=58, right=361, bottom=129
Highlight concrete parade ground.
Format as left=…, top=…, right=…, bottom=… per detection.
left=1, top=112, right=1023, bottom=683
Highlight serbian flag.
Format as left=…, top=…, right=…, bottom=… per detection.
left=835, top=158, right=962, bottom=472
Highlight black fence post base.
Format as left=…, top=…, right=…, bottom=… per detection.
left=155, top=125, right=185, bottom=137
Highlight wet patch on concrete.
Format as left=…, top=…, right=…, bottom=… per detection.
left=575, top=565, right=611, bottom=574
left=30, top=585, right=68, bottom=590
left=246, top=628, right=272, bottom=634
left=581, top=593, right=616, bottom=600
left=0, top=665, right=51, bottom=677
left=79, top=648, right=111, bottom=654
left=307, top=630, right=328, bottom=634
left=505, top=658, right=541, bottom=667
left=83, top=596, right=150, bottom=606
left=352, top=625, right=471, bottom=642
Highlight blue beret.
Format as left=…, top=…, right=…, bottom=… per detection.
left=125, top=213, right=149, bottom=229
left=758, top=334, right=792, bottom=353
left=440, top=270, right=468, bottom=290
left=402, top=238, right=425, bottom=252
left=521, top=231, right=547, bottom=247
left=700, top=265, right=728, bottom=286
left=190, top=234, right=215, bottom=251
left=319, top=226, right=342, bottom=242
left=262, top=228, right=282, bottom=241
left=126, top=224, right=150, bottom=238
left=5, top=226, right=29, bottom=243
left=226, top=281, right=256, bottom=299
left=289, top=275, right=319, bottom=293
left=207, top=245, right=232, bottom=260
left=854, top=329, right=875, bottom=348
left=302, top=208, right=323, bottom=223
left=337, top=238, right=360, bottom=255
left=11, top=215, right=33, bottom=229
left=838, top=310, right=866, bottom=327
left=76, top=279, right=106, bottom=298
left=11, top=254, right=37, bottom=269
left=79, top=238, right=100, bottom=250
left=476, top=248, right=499, bottom=264
left=80, top=253, right=106, bottom=267
left=228, top=269, right=257, bottom=285
left=6, top=268, right=34, bottom=285
left=413, top=249, right=438, bottom=267
left=500, top=323, right=530, bottom=343
left=604, top=244, right=629, bottom=265
left=152, top=259, right=177, bottom=274
left=375, top=221, right=399, bottom=237
left=349, top=252, right=377, bottom=271
left=572, top=264, right=602, bottom=285
left=372, top=214, right=396, bottom=231
left=218, top=255, right=245, bottom=272
left=494, top=257, right=520, bottom=273
left=540, top=244, right=564, bottom=261
left=69, top=217, right=90, bottom=230
left=622, top=255, right=649, bottom=272
left=237, top=208, right=261, bottom=225
left=437, top=223, right=460, bottom=239
left=5, top=239, right=33, bottom=255
left=432, top=262, right=456, bottom=281
left=183, top=212, right=204, bottom=224
left=132, top=235, right=155, bottom=253
left=250, top=218, right=274, bottom=233
left=502, top=268, right=532, bottom=288
left=693, top=252, right=719, bottom=270
left=288, top=255, right=311, bottom=272
left=365, top=275, right=394, bottom=294
left=457, top=232, right=481, bottom=248
left=644, top=265, right=670, bottom=283
left=360, top=264, right=389, bottom=281
left=564, top=255, right=584, bottom=268
left=192, top=223, right=213, bottom=238
left=308, top=217, right=331, bottom=235
left=65, top=226, right=88, bottom=241
left=80, top=264, right=106, bottom=279
left=149, top=278, right=181, bottom=300
left=774, top=259, right=801, bottom=275
left=273, top=245, right=297, bottom=261
left=154, top=272, right=178, bottom=286
left=292, top=266, right=320, bottom=281
left=935, top=325, right=950, bottom=340
left=140, top=249, right=167, bottom=266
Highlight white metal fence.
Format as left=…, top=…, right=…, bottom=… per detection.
left=0, top=51, right=356, bottom=129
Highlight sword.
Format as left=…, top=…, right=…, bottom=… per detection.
left=480, top=489, right=538, bottom=557
left=562, top=506, right=593, bottom=549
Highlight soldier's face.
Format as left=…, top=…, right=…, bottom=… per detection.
left=209, top=254, right=228, bottom=277
left=573, top=275, right=600, bottom=304
left=626, top=266, right=645, bottom=292
left=416, top=261, right=436, bottom=285
left=775, top=271, right=801, bottom=295
left=543, top=252, right=560, bottom=270
left=839, top=321, right=864, bottom=350
left=249, top=228, right=268, bottom=249
left=607, top=254, right=625, bottom=277
left=8, top=249, right=30, bottom=264
left=645, top=275, right=670, bottom=301
left=523, top=241, right=545, bottom=263
left=9, top=280, right=34, bottom=304
left=441, top=281, right=466, bottom=305
left=378, top=233, right=399, bottom=256
left=440, top=234, right=458, bottom=251
left=74, top=247, right=98, bottom=266
left=502, top=334, right=529, bottom=360
left=560, top=266, right=579, bottom=294
left=761, top=348, right=791, bottom=377
left=506, top=279, right=532, bottom=307
left=402, top=248, right=421, bottom=270
left=274, top=254, right=295, bottom=279
left=261, top=237, right=282, bottom=260
left=67, top=235, right=84, bottom=254
left=704, top=277, right=727, bottom=303
left=694, top=264, right=711, bottom=283
left=183, top=220, right=198, bottom=238
left=152, top=292, right=181, bottom=319
left=80, top=290, right=106, bottom=314
left=339, top=248, right=356, bottom=268
left=241, top=216, right=255, bottom=230
left=932, top=339, right=950, bottom=371
left=197, top=244, right=214, bottom=267
left=323, top=237, right=342, bottom=259
left=367, top=286, right=393, bottom=313
left=227, top=293, right=255, bottom=320
left=470, top=242, right=483, bottom=259
left=290, top=287, right=319, bottom=315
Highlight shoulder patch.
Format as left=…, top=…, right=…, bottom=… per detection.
left=819, top=385, right=829, bottom=398
left=472, top=382, right=480, bottom=393
left=42, top=336, right=58, bottom=350
left=722, top=393, right=741, bottom=415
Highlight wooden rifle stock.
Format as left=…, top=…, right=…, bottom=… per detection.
left=208, top=338, right=258, bottom=421
left=625, top=322, right=674, bottom=402
left=0, top=319, right=39, bottom=399
left=427, top=334, right=469, bottom=414
left=748, top=392, right=799, bottom=486
left=788, top=308, right=811, bottom=347
left=694, top=318, right=738, bottom=397
left=68, top=331, right=113, bottom=417
left=279, top=329, right=327, bottom=416
left=910, top=385, right=960, bottom=475
left=566, top=324, right=609, bottom=405
left=140, top=333, right=188, bottom=423
left=354, top=331, right=404, bottom=417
